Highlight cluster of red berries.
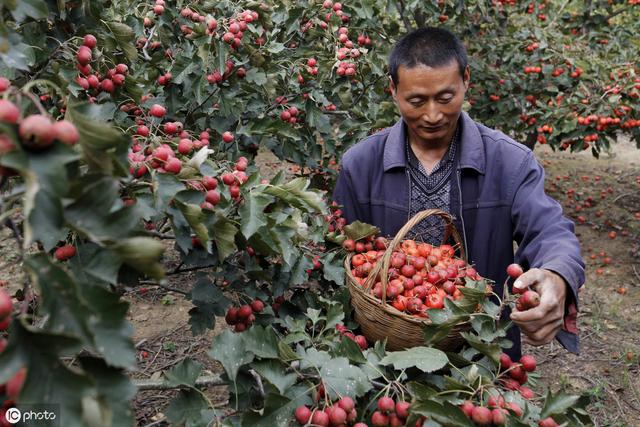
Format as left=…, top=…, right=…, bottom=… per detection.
left=220, top=10, right=260, bottom=48
left=499, top=352, right=537, bottom=392
left=224, top=299, right=264, bottom=332
left=294, top=396, right=358, bottom=426
left=207, top=60, right=243, bottom=85
left=335, top=323, right=367, bottom=350
left=370, top=396, right=412, bottom=427
left=279, top=106, right=302, bottom=124
left=196, top=157, right=248, bottom=209
left=320, top=0, right=349, bottom=25
left=75, top=34, right=129, bottom=97
left=506, top=264, right=540, bottom=311
left=523, top=65, right=542, bottom=74
left=524, top=41, right=539, bottom=52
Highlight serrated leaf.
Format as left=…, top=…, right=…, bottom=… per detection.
left=243, top=325, right=279, bottom=359
left=66, top=101, right=129, bottom=150
left=174, top=199, right=209, bottom=245
left=459, top=332, right=500, bottom=364
left=209, top=330, right=254, bottom=381
left=411, top=400, right=474, bottom=427
left=165, top=359, right=203, bottom=388
left=106, top=22, right=137, bottom=61
left=165, top=389, right=210, bottom=426
left=210, top=212, right=237, bottom=260
left=246, top=69, right=268, bottom=85
left=334, top=337, right=366, bottom=364
left=321, top=251, right=345, bottom=286
left=242, top=392, right=308, bottom=427
left=278, top=341, right=300, bottom=362
left=239, top=192, right=273, bottom=238
left=380, top=347, right=448, bottom=373
left=10, top=0, right=48, bottom=22
left=540, top=390, right=581, bottom=418
left=320, top=357, right=371, bottom=399
left=252, top=360, right=297, bottom=394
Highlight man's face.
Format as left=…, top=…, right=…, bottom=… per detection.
left=390, top=61, right=469, bottom=147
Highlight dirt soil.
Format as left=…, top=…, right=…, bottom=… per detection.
left=0, top=138, right=638, bottom=426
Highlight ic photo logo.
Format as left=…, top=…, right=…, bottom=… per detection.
left=5, top=408, right=20, bottom=424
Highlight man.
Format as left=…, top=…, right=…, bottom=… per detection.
left=333, top=27, right=584, bottom=358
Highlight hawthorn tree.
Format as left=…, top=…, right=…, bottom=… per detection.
left=0, top=0, right=637, bottom=425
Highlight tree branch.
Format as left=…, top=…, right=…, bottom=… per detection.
left=134, top=375, right=227, bottom=391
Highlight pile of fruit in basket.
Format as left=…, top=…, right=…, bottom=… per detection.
left=346, top=236, right=487, bottom=317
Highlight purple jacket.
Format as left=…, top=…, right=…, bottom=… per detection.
left=333, top=112, right=584, bottom=356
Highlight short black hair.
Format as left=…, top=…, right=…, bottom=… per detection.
left=389, top=27, right=468, bottom=85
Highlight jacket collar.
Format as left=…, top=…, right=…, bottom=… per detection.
left=383, top=111, right=486, bottom=174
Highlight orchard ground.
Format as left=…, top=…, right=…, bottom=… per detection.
left=1, top=137, right=638, bottom=425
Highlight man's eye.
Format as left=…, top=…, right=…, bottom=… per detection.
left=439, top=96, right=453, bottom=103
left=409, top=100, right=424, bottom=106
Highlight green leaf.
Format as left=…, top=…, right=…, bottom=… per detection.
left=174, top=199, right=209, bottom=246
left=263, top=178, right=325, bottom=212
left=278, top=341, right=300, bottom=362
left=343, top=221, right=380, bottom=241
left=10, top=0, right=48, bottom=22
left=66, top=101, right=129, bottom=150
left=208, top=330, right=254, bottom=381
left=165, top=359, right=203, bottom=387
left=106, top=22, right=137, bottom=61
left=110, top=237, right=165, bottom=280
left=242, top=392, right=308, bottom=427
left=239, top=192, right=273, bottom=239
left=321, top=251, right=345, bottom=286
left=540, top=390, right=581, bottom=418
left=165, top=389, right=210, bottom=426
left=334, top=337, right=367, bottom=364
left=459, top=332, right=501, bottom=365
left=406, top=381, right=438, bottom=399
left=210, top=212, right=237, bottom=260
left=320, top=357, right=371, bottom=399
left=246, top=69, right=268, bottom=86
left=411, top=400, right=474, bottom=427
left=380, top=346, right=449, bottom=373
left=252, top=360, right=297, bottom=394
left=243, top=325, right=279, bottom=359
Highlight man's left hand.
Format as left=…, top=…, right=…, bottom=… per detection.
left=509, top=268, right=567, bottom=346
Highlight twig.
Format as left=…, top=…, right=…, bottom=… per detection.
left=611, top=191, right=636, bottom=203
left=138, top=281, right=188, bottom=295
left=167, top=264, right=215, bottom=276
left=604, top=5, right=635, bottom=21
left=142, top=26, right=157, bottom=61
left=147, top=230, right=176, bottom=240
left=134, top=375, right=227, bottom=391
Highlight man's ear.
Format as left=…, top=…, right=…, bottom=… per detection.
left=463, top=66, right=471, bottom=91
left=389, top=76, right=397, bottom=101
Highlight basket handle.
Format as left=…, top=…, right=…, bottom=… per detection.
left=362, top=209, right=465, bottom=305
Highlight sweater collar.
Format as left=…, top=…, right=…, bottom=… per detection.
left=383, top=111, right=486, bottom=174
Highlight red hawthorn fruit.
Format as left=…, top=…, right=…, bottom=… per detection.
left=0, top=289, right=12, bottom=319
left=19, top=114, right=55, bottom=149
left=238, top=304, right=252, bottom=319
left=115, top=63, right=129, bottom=74
left=0, top=100, right=20, bottom=123
left=343, top=239, right=356, bottom=251
left=52, top=120, right=80, bottom=145
left=538, top=417, right=559, bottom=427
left=471, top=406, right=492, bottom=425
left=311, top=410, right=330, bottom=426
left=164, top=158, right=182, bottom=174
left=328, top=406, right=347, bottom=425
left=177, top=139, right=193, bottom=154
left=229, top=185, right=241, bottom=199
left=76, top=46, right=92, bottom=65
left=222, top=131, right=234, bottom=143
left=221, top=173, right=236, bottom=186
left=507, top=402, right=523, bottom=417
left=234, top=322, right=247, bottom=332
left=0, top=337, right=7, bottom=353
left=499, top=352, right=512, bottom=370
left=338, top=396, right=355, bottom=412
left=0, top=316, right=10, bottom=330
left=205, top=190, right=221, bottom=205
left=491, top=408, right=507, bottom=425
left=519, top=354, right=536, bottom=372
left=100, top=78, right=115, bottom=93
left=294, top=405, right=311, bottom=424
left=519, top=386, right=535, bottom=399
left=388, top=413, right=403, bottom=427
left=0, top=77, right=11, bottom=92
left=225, top=307, right=239, bottom=325
left=377, top=396, right=395, bottom=413
left=150, top=104, right=166, bottom=118
left=506, top=263, right=523, bottom=278
left=354, top=335, right=367, bottom=350
left=251, top=300, right=264, bottom=313
left=6, top=368, right=27, bottom=400
left=371, top=411, right=389, bottom=426
left=395, top=401, right=410, bottom=418
left=509, top=365, right=526, bottom=382
left=54, top=245, right=76, bottom=261
left=83, top=34, right=98, bottom=48
left=517, top=290, right=540, bottom=310
left=202, top=176, right=218, bottom=190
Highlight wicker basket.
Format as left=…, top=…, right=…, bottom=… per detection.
left=346, top=209, right=470, bottom=351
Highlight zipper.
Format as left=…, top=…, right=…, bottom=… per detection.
left=456, top=168, right=469, bottom=262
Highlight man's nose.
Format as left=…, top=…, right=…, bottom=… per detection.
left=421, top=102, right=443, bottom=124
